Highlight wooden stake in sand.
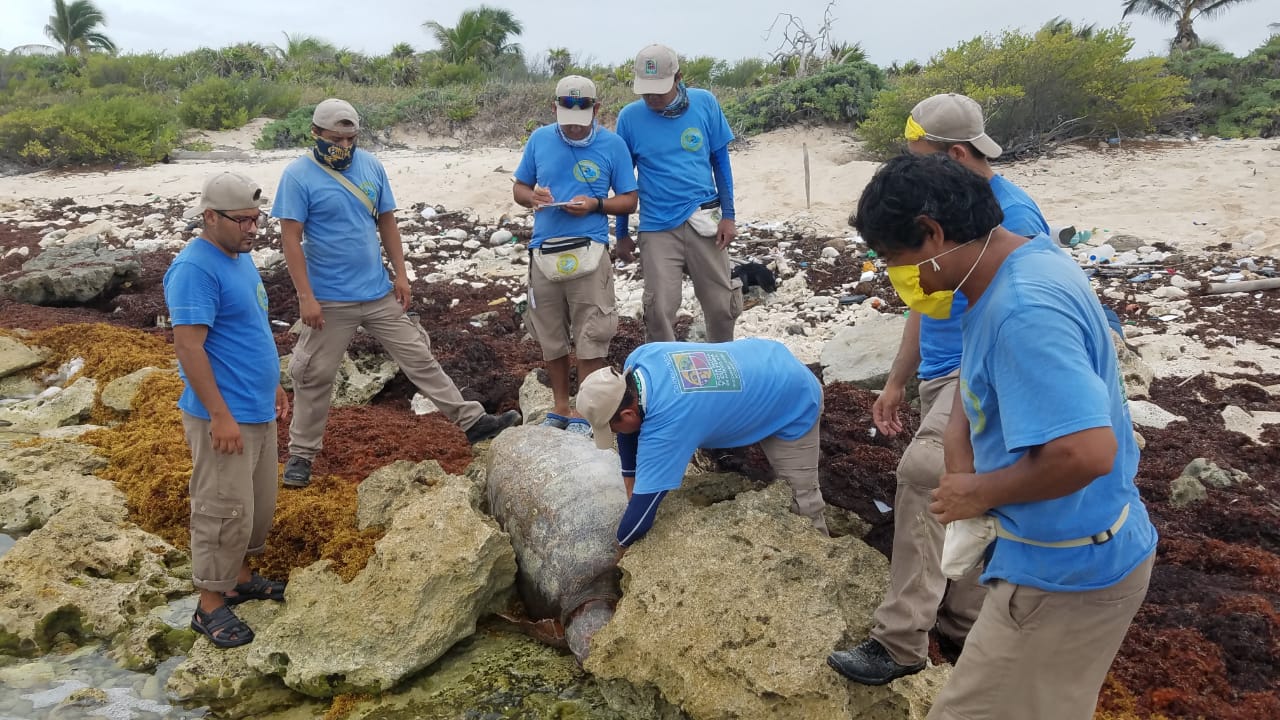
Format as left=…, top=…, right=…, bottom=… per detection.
left=803, top=143, right=811, bottom=210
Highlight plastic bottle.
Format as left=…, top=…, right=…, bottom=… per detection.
left=1087, top=244, right=1115, bottom=264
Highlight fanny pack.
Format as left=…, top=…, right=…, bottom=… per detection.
left=940, top=503, right=1131, bottom=580
left=686, top=199, right=722, bottom=237
left=532, top=236, right=606, bottom=283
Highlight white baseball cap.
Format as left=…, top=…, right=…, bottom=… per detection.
left=554, top=75, right=597, bottom=126
left=577, top=366, right=627, bottom=450
left=183, top=172, right=269, bottom=219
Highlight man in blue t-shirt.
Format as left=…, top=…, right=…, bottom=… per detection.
left=841, top=93, right=1052, bottom=685
left=614, top=44, right=741, bottom=343
left=512, top=75, right=638, bottom=437
left=164, top=172, right=290, bottom=649
left=272, top=99, right=519, bottom=488
left=836, top=153, right=1157, bottom=720
left=577, top=339, right=829, bottom=546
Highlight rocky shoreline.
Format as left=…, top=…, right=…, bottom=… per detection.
left=1, top=187, right=1277, bottom=718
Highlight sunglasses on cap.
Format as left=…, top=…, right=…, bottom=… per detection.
left=556, top=95, right=595, bottom=110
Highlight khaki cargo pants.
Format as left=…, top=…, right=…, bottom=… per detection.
left=288, top=292, right=486, bottom=460
left=183, top=413, right=278, bottom=593
left=638, top=221, right=741, bottom=343
left=870, top=371, right=986, bottom=665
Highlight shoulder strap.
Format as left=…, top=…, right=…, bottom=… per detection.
left=308, top=153, right=377, bottom=219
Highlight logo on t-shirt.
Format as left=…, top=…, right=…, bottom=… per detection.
left=667, top=351, right=741, bottom=392
left=680, top=128, right=704, bottom=152
left=256, top=282, right=268, bottom=311
left=359, top=180, right=378, bottom=206
left=960, top=378, right=987, bottom=434
left=573, top=159, right=602, bottom=183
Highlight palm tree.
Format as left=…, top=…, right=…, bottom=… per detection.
left=1121, top=0, right=1259, bottom=51
left=423, top=5, right=523, bottom=66
left=390, top=42, right=415, bottom=60
left=547, top=47, right=571, bottom=75
left=1042, top=16, right=1099, bottom=38
left=44, top=0, right=116, bottom=57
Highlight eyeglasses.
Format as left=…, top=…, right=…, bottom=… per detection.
left=556, top=95, right=595, bottom=110
left=214, top=210, right=266, bottom=229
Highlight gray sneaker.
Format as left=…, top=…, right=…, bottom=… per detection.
left=465, top=410, right=521, bottom=444
left=827, top=638, right=925, bottom=685
left=282, top=456, right=312, bottom=489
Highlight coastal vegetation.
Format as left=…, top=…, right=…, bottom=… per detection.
left=0, top=0, right=1275, bottom=168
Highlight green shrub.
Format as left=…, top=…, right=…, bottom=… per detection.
left=256, top=105, right=317, bottom=149
left=1168, top=36, right=1280, bottom=138
left=723, top=61, right=886, bottom=135
left=0, top=89, right=180, bottom=166
left=425, top=62, right=485, bottom=86
left=179, top=76, right=300, bottom=130
left=858, top=25, right=1189, bottom=158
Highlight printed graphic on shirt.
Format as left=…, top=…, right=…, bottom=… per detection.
left=680, top=128, right=704, bottom=152
left=573, top=159, right=602, bottom=183
left=667, top=350, right=741, bottom=393
left=359, top=180, right=378, bottom=206
left=960, top=378, right=987, bottom=434
left=256, top=282, right=268, bottom=311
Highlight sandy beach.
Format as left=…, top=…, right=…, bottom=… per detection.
left=2, top=124, right=1276, bottom=257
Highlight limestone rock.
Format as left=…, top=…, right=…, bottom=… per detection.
left=166, top=601, right=304, bottom=719
left=1128, top=400, right=1185, bottom=430
left=821, top=313, right=906, bottom=388
left=4, top=240, right=141, bottom=306
left=1170, top=474, right=1207, bottom=508
left=1179, top=458, right=1249, bottom=490
left=585, top=482, right=947, bottom=718
left=0, top=442, right=113, bottom=532
left=355, top=459, right=453, bottom=530
left=0, top=502, right=190, bottom=657
left=1112, top=331, right=1153, bottom=400
left=246, top=474, right=516, bottom=697
left=0, top=377, right=96, bottom=434
left=280, top=352, right=396, bottom=407
left=519, top=370, right=555, bottom=426
left=0, top=336, right=46, bottom=379
left=101, top=367, right=168, bottom=413
left=1220, top=405, right=1280, bottom=443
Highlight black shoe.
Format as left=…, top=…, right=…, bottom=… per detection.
left=934, top=628, right=966, bottom=665
left=282, top=456, right=312, bottom=489
left=827, top=638, right=926, bottom=685
left=465, top=410, right=522, bottom=444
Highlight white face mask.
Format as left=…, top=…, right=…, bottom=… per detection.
left=557, top=122, right=596, bottom=148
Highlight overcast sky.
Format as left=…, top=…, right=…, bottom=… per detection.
left=5, top=0, right=1278, bottom=67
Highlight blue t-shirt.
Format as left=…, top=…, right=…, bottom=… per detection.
left=163, top=239, right=280, bottom=423
left=619, top=339, right=822, bottom=495
left=917, top=175, right=1051, bottom=380
left=512, top=125, right=638, bottom=249
left=960, top=234, right=1157, bottom=592
left=616, top=89, right=734, bottom=233
left=271, top=149, right=398, bottom=302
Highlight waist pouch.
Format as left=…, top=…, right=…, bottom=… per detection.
left=940, top=503, right=1131, bottom=580
left=686, top=199, right=722, bottom=237
left=532, top=236, right=606, bottom=283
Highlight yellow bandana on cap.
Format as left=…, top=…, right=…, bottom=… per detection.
left=904, top=115, right=928, bottom=142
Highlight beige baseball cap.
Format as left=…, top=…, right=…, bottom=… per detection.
left=907, top=93, right=1003, bottom=159
left=632, top=44, right=679, bottom=95
left=554, top=75, right=597, bottom=126
left=577, top=366, right=627, bottom=450
left=312, top=98, right=360, bottom=134
left=183, top=172, right=269, bottom=219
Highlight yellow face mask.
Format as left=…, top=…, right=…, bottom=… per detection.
left=886, top=229, right=993, bottom=320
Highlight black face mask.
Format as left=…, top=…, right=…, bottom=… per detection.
left=313, top=135, right=355, bottom=171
